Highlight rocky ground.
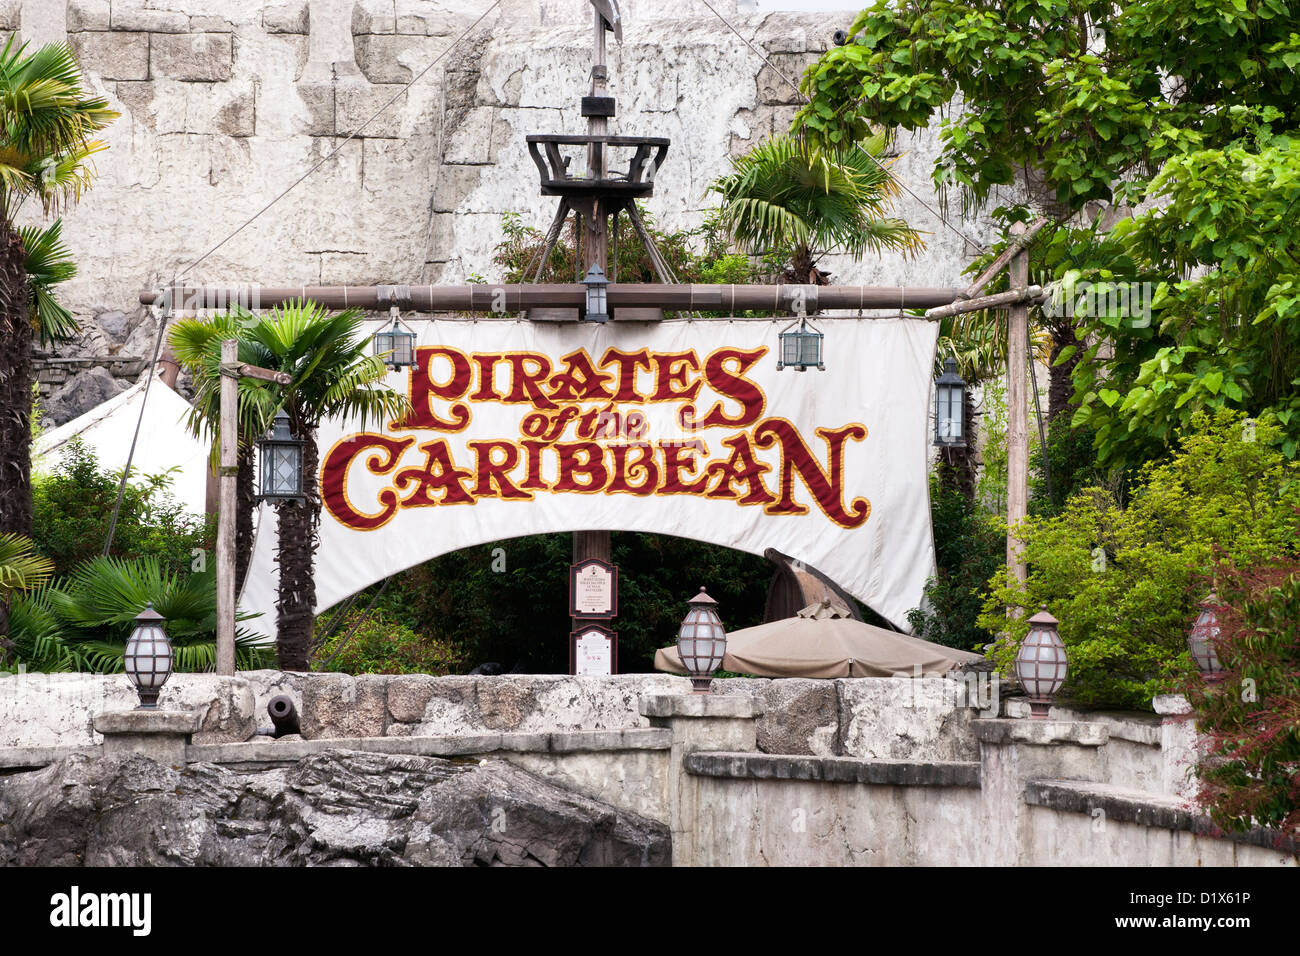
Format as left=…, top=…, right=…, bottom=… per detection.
left=0, top=750, right=669, bottom=867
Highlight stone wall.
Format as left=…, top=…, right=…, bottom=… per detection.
left=1, top=671, right=1292, bottom=866
left=14, top=0, right=1008, bottom=420
left=0, top=670, right=983, bottom=758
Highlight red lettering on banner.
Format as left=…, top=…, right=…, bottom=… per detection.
left=606, top=443, right=659, bottom=495
left=753, top=419, right=870, bottom=528
left=320, top=434, right=413, bottom=530
left=469, top=440, right=532, bottom=500
left=394, top=440, right=475, bottom=506
left=704, top=433, right=775, bottom=505
left=501, top=353, right=557, bottom=409
left=696, top=347, right=767, bottom=428
left=399, top=347, right=471, bottom=431
left=650, top=351, right=702, bottom=402
left=658, top=439, right=710, bottom=495
left=548, top=350, right=615, bottom=403
left=554, top=441, right=608, bottom=491
left=599, top=348, right=652, bottom=402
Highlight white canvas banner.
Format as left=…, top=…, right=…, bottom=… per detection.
left=240, top=317, right=939, bottom=636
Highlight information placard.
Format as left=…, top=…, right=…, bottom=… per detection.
left=570, top=625, right=617, bottom=676
left=570, top=558, right=618, bottom=618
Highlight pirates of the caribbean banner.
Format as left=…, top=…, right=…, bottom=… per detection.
left=239, top=317, right=940, bottom=634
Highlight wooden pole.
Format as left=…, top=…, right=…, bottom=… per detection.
left=1006, top=223, right=1029, bottom=587
left=216, top=338, right=238, bottom=676
left=573, top=7, right=614, bottom=666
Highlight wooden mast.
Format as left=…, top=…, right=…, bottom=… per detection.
left=573, top=2, right=617, bottom=650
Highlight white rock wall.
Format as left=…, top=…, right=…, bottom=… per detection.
left=11, top=0, right=1007, bottom=328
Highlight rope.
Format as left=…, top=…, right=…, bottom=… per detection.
left=694, top=0, right=990, bottom=256
left=102, top=293, right=173, bottom=556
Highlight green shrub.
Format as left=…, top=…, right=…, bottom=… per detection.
left=33, top=438, right=213, bottom=578
left=313, top=607, right=464, bottom=675
left=980, top=409, right=1300, bottom=710
left=47, top=555, right=272, bottom=673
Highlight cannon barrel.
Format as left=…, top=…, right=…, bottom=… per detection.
left=268, top=695, right=301, bottom=738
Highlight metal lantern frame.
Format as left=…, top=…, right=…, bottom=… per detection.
left=1188, top=593, right=1226, bottom=682
left=372, top=307, right=418, bottom=369
left=934, top=357, right=967, bottom=447
left=777, top=316, right=825, bottom=371
left=257, top=409, right=309, bottom=505
left=1015, top=605, right=1068, bottom=719
left=678, top=587, right=727, bottom=693
left=123, top=603, right=175, bottom=709
left=582, top=263, right=610, bottom=323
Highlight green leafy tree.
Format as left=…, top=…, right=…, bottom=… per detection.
left=32, top=438, right=212, bottom=578
left=0, top=37, right=117, bottom=539
left=1071, top=132, right=1300, bottom=467
left=0, top=531, right=53, bottom=662
left=709, top=132, right=922, bottom=285
left=797, top=0, right=1300, bottom=466
left=229, top=301, right=410, bottom=671
left=980, top=410, right=1300, bottom=710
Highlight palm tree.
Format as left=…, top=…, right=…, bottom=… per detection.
left=230, top=301, right=410, bottom=671
left=0, top=38, right=117, bottom=539
left=0, top=532, right=54, bottom=664
left=710, top=132, right=923, bottom=285
left=169, top=313, right=268, bottom=593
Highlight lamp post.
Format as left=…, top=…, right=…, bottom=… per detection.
left=1015, top=605, right=1068, bottom=719
left=216, top=340, right=292, bottom=676
left=123, top=603, right=174, bottom=709
left=678, top=587, right=727, bottom=693
left=257, top=410, right=308, bottom=504
left=582, top=263, right=610, bottom=323
left=777, top=317, right=825, bottom=371
left=1188, top=593, right=1225, bottom=682
left=934, top=357, right=966, bottom=447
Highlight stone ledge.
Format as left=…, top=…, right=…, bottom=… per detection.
left=973, top=719, right=1108, bottom=747
left=1025, top=780, right=1300, bottom=857
left=188, top=728, right=672, bottom=766
left=640, top=694, right=763, bottom=719
left=93, top=710, right=201, bottom=735
left=0, top=746, right=96, bottom=770
left=684, top=751, right=981, bottom=787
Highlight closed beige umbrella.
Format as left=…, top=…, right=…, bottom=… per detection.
left=654, top=600, right=983, bottom=678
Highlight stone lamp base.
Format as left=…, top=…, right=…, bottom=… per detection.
left=92, top=710, right=200, bottom=766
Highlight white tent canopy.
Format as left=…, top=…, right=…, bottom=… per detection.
left=34, top=375, right=212, bottom=519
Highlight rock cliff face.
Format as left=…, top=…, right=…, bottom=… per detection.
left=0, top=750, right=670, bottom=866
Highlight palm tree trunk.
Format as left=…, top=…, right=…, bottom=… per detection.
left=235, top=442, right=255, bottom=593
left=0, top=220, right=32, bottom=540
left=275, top=432, right=319, bottom=671
left=1048, top=325, right=1081, bottom=426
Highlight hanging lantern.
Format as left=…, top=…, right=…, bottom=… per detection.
left=678, top=587, right=727, bottom=693
left=257, top=410, right=307, bottom=504
left=1015, top=605, right=1068, bottom=718
left=372, top=308, right=417, bottom=368
left=934, top=357, right=966, bottom=447
left=777, top=317, right=824, bottom=371
left=582, top=263, right=610, bottom=323
left=1188, top=593, right=1225, bottom=682
left=123, top=603, right=174, bottom=709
